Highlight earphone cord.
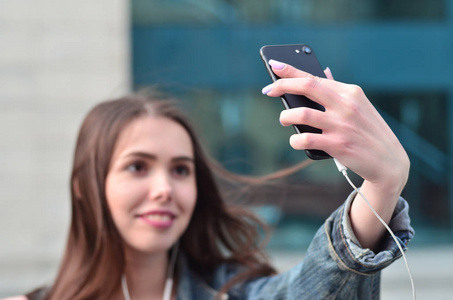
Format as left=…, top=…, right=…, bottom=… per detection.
left=335, top=159, right=416, bottom=300
left=163, top=242, right=179, bottom=300
left=121, top=242, right=179, bottom=300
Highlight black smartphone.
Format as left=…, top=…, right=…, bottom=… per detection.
left=260, top=44, right=331, bottom=160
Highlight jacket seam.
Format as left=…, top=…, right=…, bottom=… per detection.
left=337, top=203, right=378, bottom=271
left=325, top=216, right=373, bottom=277
left=332, top=272, right=352, bottom=300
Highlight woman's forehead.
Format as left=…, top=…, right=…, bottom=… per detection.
left=112, top=116, right=194, bottom=160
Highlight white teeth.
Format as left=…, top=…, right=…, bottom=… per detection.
left=144, top=214, right=172, bottom=222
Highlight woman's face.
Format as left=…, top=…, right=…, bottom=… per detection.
left=106, top=116, right=197, bottom=255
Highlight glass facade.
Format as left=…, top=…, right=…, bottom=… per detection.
left=131, top=0, right=453, bottom=248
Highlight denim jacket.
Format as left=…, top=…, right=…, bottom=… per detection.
left=25, top=192, right=413, bottom=300
left=176, top=191, right=414, bottom=300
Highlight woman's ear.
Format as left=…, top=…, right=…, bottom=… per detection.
left=72, top=178, right=83, bottom=200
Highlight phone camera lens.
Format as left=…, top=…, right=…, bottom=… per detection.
left=302, top=46, right=312, bottom=54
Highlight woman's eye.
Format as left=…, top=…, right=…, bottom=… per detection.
left=126, top=162, right=148, bottom=175
left=173, top=165, right=191, bottom=177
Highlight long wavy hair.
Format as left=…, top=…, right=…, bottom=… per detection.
left=32, top=92, right=306, bottom=299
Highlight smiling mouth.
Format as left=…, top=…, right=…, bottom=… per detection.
left=138, top=213, right=175, bottom=228
left=143, top=214, right=173, bottom=222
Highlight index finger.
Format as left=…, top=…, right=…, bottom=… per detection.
left=263, top=77, right=340, bottom=109
left=268, top=59, right=319, bottom=79
left=269, top=59, right=344, bottom=89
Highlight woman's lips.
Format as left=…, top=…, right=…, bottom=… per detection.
left=138, top=211, right=175, bottom=229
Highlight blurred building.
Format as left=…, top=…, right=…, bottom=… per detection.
left=0, top=0, right=130, bottom=296
left=132, top=0, right=453, bottom=245
left=1, top=0, right=452, bottom=297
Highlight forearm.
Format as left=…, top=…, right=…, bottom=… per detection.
left=349, top=176, right=407, bottom=251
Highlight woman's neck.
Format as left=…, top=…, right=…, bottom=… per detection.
left=123, top=250, right=170, bottom=300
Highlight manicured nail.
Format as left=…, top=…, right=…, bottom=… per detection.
left=262, top=83, right=273, bottom=95
left=269, top=59, right=286, bottom=70
left=324, top=67, right=334, bottom=80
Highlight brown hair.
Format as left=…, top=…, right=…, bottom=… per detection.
left=41, top=92, right=288, bottom=299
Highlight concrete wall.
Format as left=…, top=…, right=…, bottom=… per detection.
left=0, top=0, right=130, bottom=296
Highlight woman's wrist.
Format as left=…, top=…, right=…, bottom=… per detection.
left=349, top=160, right=409, bottom=250
left=364, top=150, right=410, bottom=199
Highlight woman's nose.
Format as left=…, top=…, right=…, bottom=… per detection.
left=148, top=171, right=172, bottom=202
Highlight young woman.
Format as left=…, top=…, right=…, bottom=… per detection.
left=8, top=62, right=413, bottom=300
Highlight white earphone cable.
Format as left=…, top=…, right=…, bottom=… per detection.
left=334, top=158, right=416, bottom=300
left=163, top=242, right=179, bottom=300
left=121, top=242, right=179, bottom=300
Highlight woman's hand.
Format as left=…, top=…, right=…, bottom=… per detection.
left=262, top=60, right=410, bottom=250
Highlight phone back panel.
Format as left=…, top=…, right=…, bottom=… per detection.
left=260, top=44, right=330, bottom=160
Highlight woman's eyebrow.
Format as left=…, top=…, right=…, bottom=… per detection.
left=123, top=151, right=157, bottom=160
left=172, top=156, right=195, bottom=163
left=123, top=152, right=194, bottom=163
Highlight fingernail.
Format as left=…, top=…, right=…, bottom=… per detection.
left=262, top=83, right=273, bottom=95
left=269, top=59, right=286, bottom=70
left=324, top=67, right=333, bottom=79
